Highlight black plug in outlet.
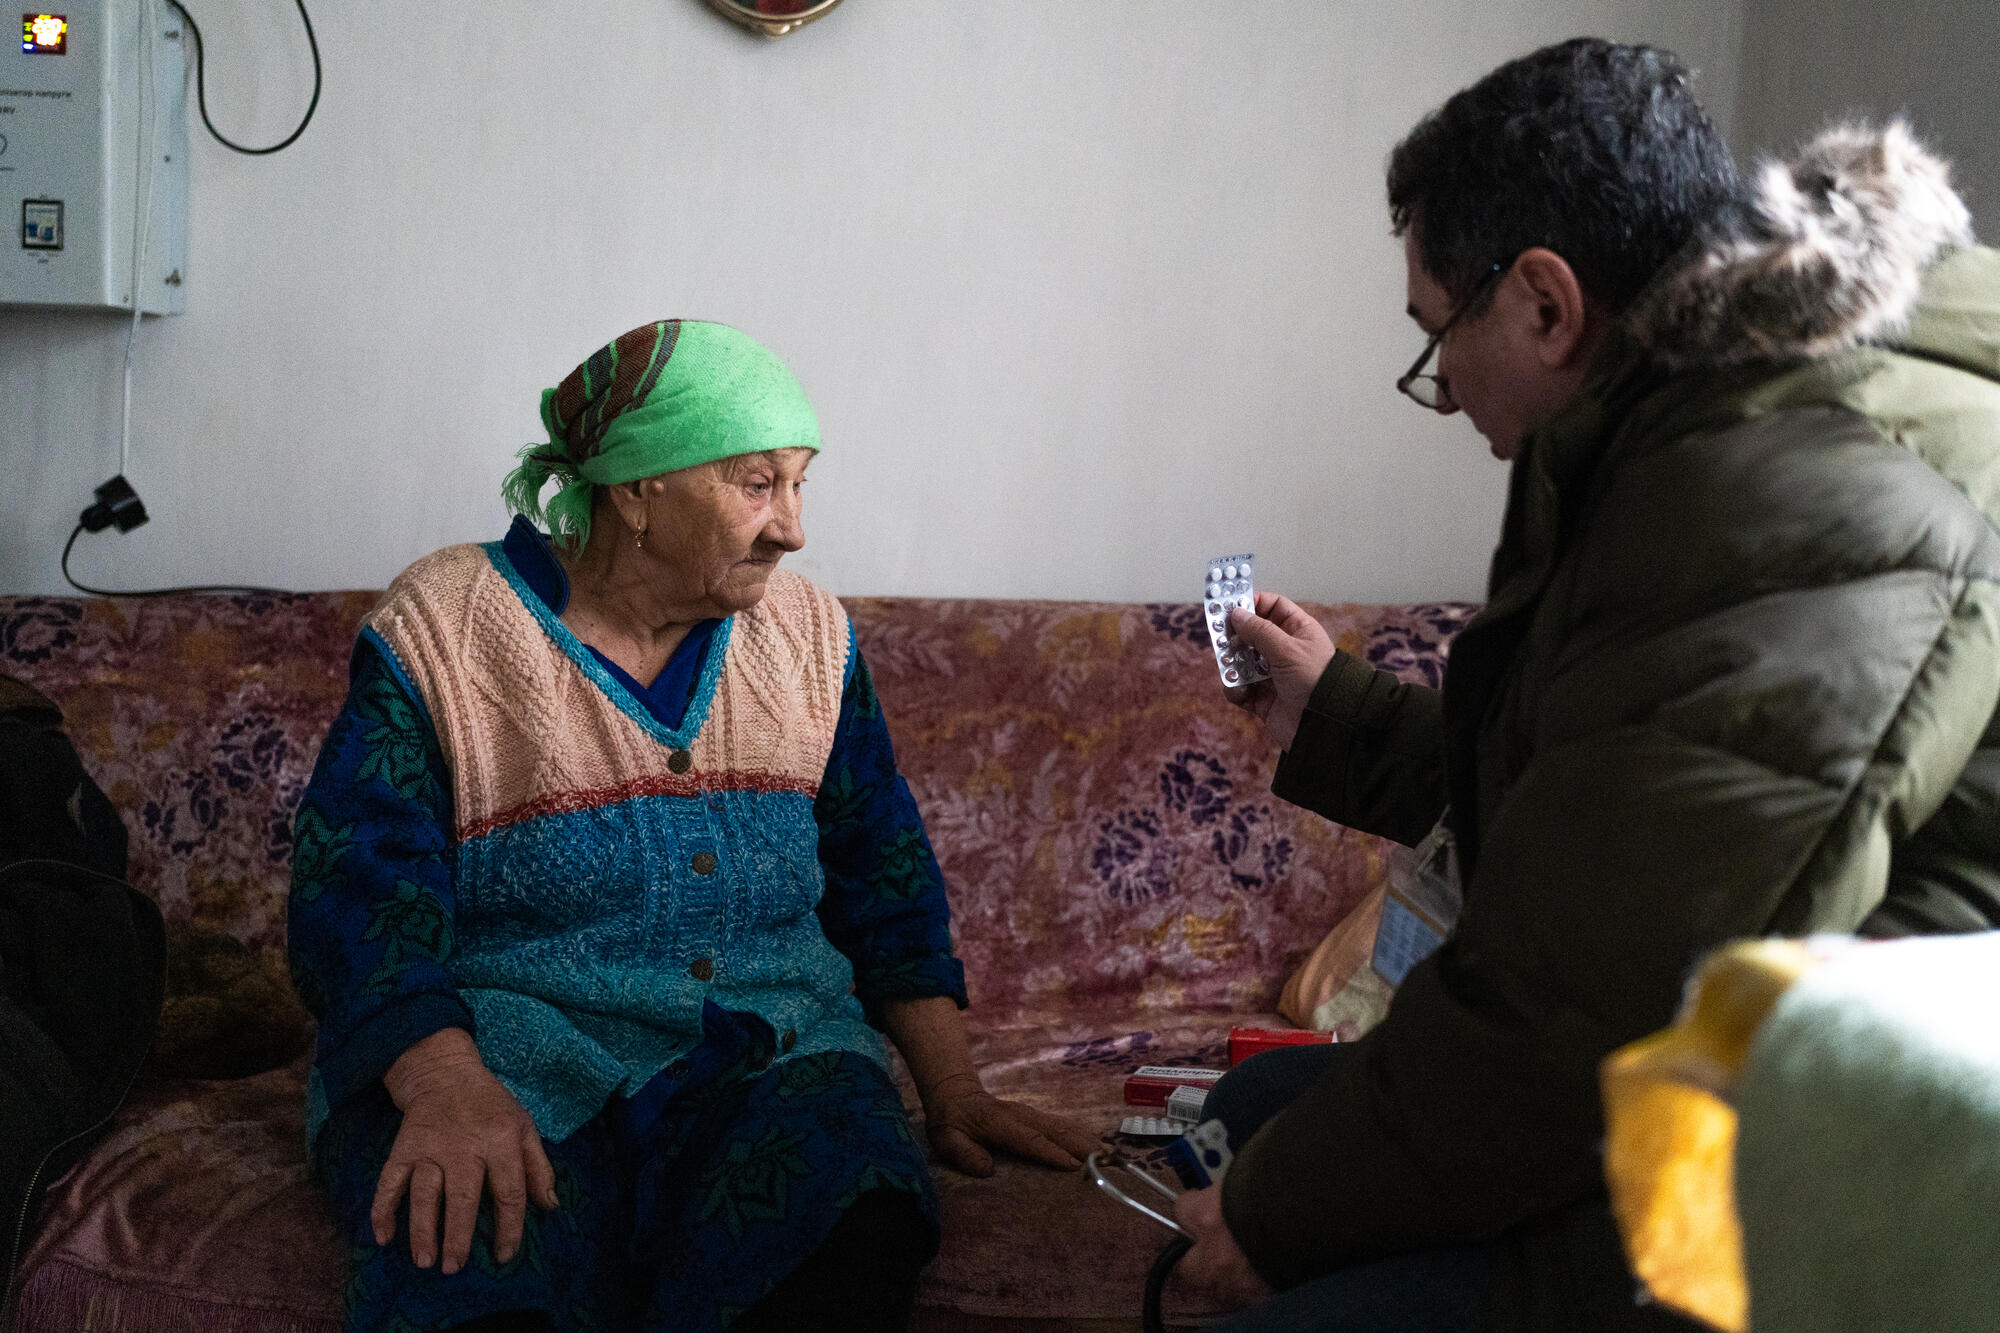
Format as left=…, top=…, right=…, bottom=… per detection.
left=80, top=475, right=149, bottom=534
left=63, top=474, right=279, bottom=598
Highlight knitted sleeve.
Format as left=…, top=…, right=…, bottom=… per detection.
left=288, top=631, right=473, bottom=1113
left=814, top=633, right=969, bottom=1019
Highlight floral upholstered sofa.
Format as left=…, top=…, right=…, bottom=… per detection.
left=0, top=589, right=1471, bottom=1332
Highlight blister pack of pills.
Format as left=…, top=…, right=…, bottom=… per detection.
left=1119, top=1084, right=1212, bottom=1139
left=1204, top=553, right=1268, bottom=687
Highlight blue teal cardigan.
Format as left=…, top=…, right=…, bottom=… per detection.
left=288, top=525, right=966, bottom=1144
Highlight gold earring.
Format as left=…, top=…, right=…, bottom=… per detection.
left=635, top=527, right=646, bottom=551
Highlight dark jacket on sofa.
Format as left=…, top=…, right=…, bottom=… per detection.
left=1224, top=125, right=2000, bottom=1331
left=0, top=676, right=165, bottom=1315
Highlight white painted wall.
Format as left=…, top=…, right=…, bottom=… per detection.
left=1734, top=0, right=1999, bottom=241
left=0, top=1, right=1743, bottom=602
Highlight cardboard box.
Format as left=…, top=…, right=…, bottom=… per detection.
left=1122, top=1065, right=1226, bottom=1107
left=1228, top=1027, right=1337, bottom=1066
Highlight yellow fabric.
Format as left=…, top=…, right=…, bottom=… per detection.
left=1599, top=940, right=1817, bottom=1333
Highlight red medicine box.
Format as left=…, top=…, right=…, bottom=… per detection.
left=1122, top=1066, right=1226, bottom=1107
left=1227, top=1027, right=1337, bottom=1067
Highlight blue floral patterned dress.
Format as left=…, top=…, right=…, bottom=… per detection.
left=290, top=520, right=966, bottom=1332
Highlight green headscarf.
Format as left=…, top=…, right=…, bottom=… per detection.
left=502, top=320, right=820, bottom=545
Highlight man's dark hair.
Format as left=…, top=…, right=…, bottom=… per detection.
left=1388, top=38, right=1739, bottom=312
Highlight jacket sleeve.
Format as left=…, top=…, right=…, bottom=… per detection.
left=814, top=632, right=969, bottom=1020
left=1270, top=648, right=1449, bottom=848
left=287, top=632, right=471, bottom=1113
left=1223, top=568, right=2000, bottom=1285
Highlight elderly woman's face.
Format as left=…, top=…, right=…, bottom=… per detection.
left=634, top=447, right=813, bottom=616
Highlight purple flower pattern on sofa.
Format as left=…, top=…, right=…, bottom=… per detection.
left=1365, top=601, right=1479, bottom=688
left=1092, top=807, right=1176, bottom=906
left=1159, top=748, right=1233, bottom=826
left=0, top=591, right=376, bottom=953
left=0, top=596, right=83, bottom=664
left=1058, top=1031, right=1158, bottom=1069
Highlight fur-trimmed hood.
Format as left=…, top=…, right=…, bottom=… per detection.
left=1627, top=121, right=1977, bottom=368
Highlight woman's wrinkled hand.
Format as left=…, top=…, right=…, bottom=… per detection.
left=372, top=1028, right=559, bottom=1274
left=920, top=1074, right=1102, bottom=1177
left=1224, top=591, right=1337, bottom=752
left=1173, top=1183, right=1274, bottom=1310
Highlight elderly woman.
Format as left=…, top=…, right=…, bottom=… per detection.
left=289, top=320, right=1094, bottom=1333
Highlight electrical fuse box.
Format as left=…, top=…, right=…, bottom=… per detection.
left=2, top=2, right=188, bottom=312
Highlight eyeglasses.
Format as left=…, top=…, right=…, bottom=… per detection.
left=1396, top=262, right=1507, bottom=412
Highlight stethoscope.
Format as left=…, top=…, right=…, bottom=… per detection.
left=1085, top=1151, right=1195, bottom=1333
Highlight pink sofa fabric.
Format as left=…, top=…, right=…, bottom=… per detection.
left=0, top=591, right=1471, bottom=1331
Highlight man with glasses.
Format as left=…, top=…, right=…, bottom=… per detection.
left=1171, top=36, right=2000, bottom=1333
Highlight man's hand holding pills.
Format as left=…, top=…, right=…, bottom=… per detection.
left=1223, top=592, right=1336, bottom=752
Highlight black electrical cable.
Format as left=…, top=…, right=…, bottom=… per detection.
left=1142, top=1235, right=1192, bottom=1333
left=164, top=0, right=321, bottom=156
left=61, top=524, right=289, bottom=598
left=59, top=13, right=317, bottom=595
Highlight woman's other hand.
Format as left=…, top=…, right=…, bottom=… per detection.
left=881, top=995, right=1100, bottom=1176
left=1224, top=592, right=1336, bottom=752
left=919, top=1073, right=1102, bottom=1177
left=373, top=1028, right=559, bottom=1274
left=1173, top=1184, right=1274, bottom=1309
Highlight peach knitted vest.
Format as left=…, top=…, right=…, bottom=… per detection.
left=365, top=544, right=849, bottom=840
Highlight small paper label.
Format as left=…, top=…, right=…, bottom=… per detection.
left=1130, top=1066, right=1225, bottom=1082
left=21, top=199, right=63, bottom=250
left=1371, top=894, right=1445, bottom=987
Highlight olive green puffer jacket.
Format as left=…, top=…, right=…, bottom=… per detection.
left=1224, top=125, right=2000, bottom=1332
